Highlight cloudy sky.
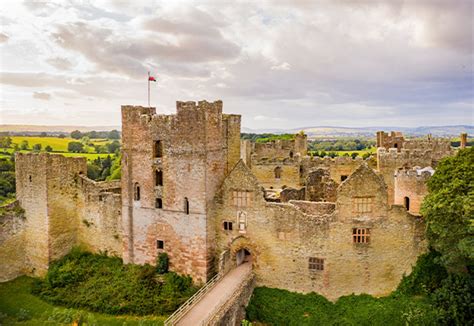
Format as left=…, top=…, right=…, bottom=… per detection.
left=0, top=0, right=472, bottom=129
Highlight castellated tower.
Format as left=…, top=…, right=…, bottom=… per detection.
left=121, top=100, right=241, bottom=283
left=15, top=153, right=87, bottom=276
left=394, top=167, right=433, bottom=215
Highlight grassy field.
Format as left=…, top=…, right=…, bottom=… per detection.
left=10, top=136, right=109, bottom=153
left=0, top=277, right=166, bottom=326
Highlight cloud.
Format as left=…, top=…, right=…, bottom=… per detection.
left=33, top=91, right=51, bottom=100
left=46, top=57, right=74, bottom=70
left=0, top=33, right=9, bottom=43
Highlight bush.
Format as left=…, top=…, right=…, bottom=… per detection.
left=33, top=248, right=197, bottom=316
left=156, top=253, right=169, bottom=274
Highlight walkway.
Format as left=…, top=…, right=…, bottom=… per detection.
left=176, top=262, right=253, bottom=326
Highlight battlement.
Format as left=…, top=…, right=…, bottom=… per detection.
left=376, top=147, right=434, bottom=164
left=176, top=100, right=223, bottom=114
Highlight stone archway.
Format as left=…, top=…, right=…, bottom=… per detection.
left=229, top=236, right=257, bottom=269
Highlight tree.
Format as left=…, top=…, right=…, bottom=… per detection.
left=58, top=134, right=66, bottom=139
left=32, top=143, right=42, bottom=151
left=108, top=129, right=120, bottom=139
left=0, top=136, right=12, bottom=148
left=45, top=145, right=53, bottom=152
left=70, top=130, right=82, bottom=139
left=106, top=140, right=121, bottom=154
left=421, top=147, right=474, bottom=273
left=20, top=140, right=29, bottom=150
left=67, top=141, right=85, bottom=153
left=40, top=132, right=47, bottom=137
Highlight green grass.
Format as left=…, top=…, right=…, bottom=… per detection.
left=0, top=276, right=166, bottom=325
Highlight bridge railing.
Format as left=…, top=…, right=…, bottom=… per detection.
left=164, top=272, right=223, bottom=326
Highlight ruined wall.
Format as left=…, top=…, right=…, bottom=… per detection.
left=240, top=140, right=252, bottom=168
left=0, top=201, right=26, bottom=281
left=305, top=168, right=338, bottom=202
left=14, top=153, right=87, bottom=276
left=251, top=161, right=300, bottom=189
left=78, top=177, right=122, bottom=255
left=121, top=101, right=240, bottom=283
left=212, top=162, right=426, bottom=300
left=252, top=133, right=307, bottom=161
left=394, top=167, right=432, bottom=216
left=376, top=131, right=405, bottom=150
left=303, top=156, right=367, bottom=184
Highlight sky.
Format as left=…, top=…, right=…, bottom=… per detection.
left=0, top=0, right=473, bottom=130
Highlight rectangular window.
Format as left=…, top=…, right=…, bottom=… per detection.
left=353, top=197, right=373, bottom=213
left=232, top=191, right=252, bottom=208
left=154, top=140, right=163, bottom=158
left=352, top=228, right=370, bottom=243
left=309, top=257, right=324, bottom=271
left=223, top=221, right=233, bottom=231
left=157, top=240, right=164, bottom=249
left=155, top=198, right=163, bottom=209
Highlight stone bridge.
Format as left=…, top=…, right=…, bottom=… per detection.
left=164, top=262, right=255, bottom=326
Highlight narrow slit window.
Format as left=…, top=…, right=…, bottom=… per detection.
left=134, top=183, right=140, bottom=201
left=274, top=166, right=282, bottom=179
left=184, top=197, right=189, bottom=215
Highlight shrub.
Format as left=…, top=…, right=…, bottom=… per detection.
left=156, top=253, right=169, bottom=274
left=33, top=248, right=197, bottom=316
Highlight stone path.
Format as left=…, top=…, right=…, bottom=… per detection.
left=176, top=262, right=252, bottom=326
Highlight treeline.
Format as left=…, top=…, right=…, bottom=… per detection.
left=70, top=130, right=120, bottom=140
left=87, top=155, right=121, bottom=181
left=241, top=133, right=295, bottom=143
left=308, top=138, right=375, bottom=151
left=0, top=155, right=15, bottom=204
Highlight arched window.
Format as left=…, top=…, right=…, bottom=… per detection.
left=394, top=143, right=398, bottom=148
left=289, top=151, right=294, bottom=158
left=184, top=197, right=189, bottom=215
left=155, top=198, right=162, bottom=209
left=155, top=170, right=163, bottom=186
left=134, top=183, right=140, bottom=201
left=404, top=196, right=410, bottom=211
left=154, top=140, right=163, bottom=158
left=274, top=166, right=282, bottom=179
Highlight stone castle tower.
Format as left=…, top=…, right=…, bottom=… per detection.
left=120, top=100, right=241, bottom=282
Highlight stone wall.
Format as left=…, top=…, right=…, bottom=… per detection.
left=251, top=161, right=300, bottom=189
left=211, top=162, right=426, bottom=300
left=0, top=201, right=26, bottom=281
left=394, top=167, right=433, bottom=216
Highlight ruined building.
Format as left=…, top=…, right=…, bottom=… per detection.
left=0, top=101, right=463, bottom=300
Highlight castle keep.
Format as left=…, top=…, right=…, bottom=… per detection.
left=0, top=100, right=462, bottom=300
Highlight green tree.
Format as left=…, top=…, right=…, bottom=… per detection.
left=70, top=130, right=82, bottom=139
left=20, top=140, right=29, bottom=150
left=32, top=143, right=42, bottom=151
left=108, top=129, right=120, bottom=139
left=106, top=140, right=121, bottom=154
left=45, top=145, right=53, bottom=152
left=421, top=147, right=474, bottom=273
left=58, top=134, right=66, bottom=139
left=40, top=132, right=47, bottom=137
left=0, top=136, right=12, bottom=148
left=67, top=141, right=85, bottom=153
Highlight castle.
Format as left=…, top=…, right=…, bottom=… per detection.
left=0, top=100, right=465, bottom=300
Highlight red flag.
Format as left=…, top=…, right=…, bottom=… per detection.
left=148, top=76, right=157, bottom=82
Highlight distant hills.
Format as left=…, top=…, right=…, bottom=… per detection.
left=1, top=124, right=472, bottom=138
left=242, top=125, right=474, bottom=138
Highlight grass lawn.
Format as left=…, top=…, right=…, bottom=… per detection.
left=10, top=136, right=113, bottom=153
left=0, top=276, right=166, bottom=326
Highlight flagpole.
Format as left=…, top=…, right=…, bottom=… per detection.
left=148, top=71, right=150, bottom=107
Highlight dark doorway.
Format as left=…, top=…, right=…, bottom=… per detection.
left=236, top=248, right=251, bottom=266
left=404, top=196, right=410, bottom=211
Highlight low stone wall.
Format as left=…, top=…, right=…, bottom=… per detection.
left=206, top=272, right=256, bottom=326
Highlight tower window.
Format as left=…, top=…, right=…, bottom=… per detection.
left=155, top=198, right=163, bottom=209
left=353, top=228, right=370, bottom=244
left=154, top=140, right=163, bottom=158
left=157, top=240, right=164, bottom=249
left=309, top=257, right=324, bottom=271
left=274, top=166, right=282, bottom=179
left=223, top=221, right=233, bottom=231
left=184, top=197, right=189, bottom=215
left=155, top=170, right=163, bottom=186
left=134, top=183, right=140, bottom=201
left=404, top=196, right=410, bottom=211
